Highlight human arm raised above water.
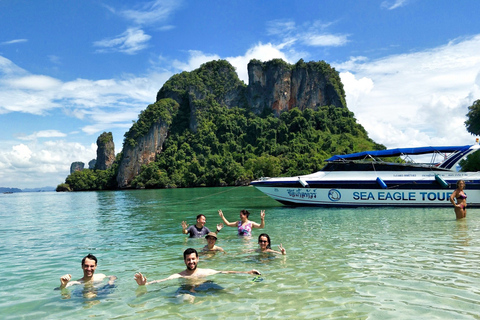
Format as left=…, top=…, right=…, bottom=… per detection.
left=218, top=210, right=237, bottom=227
left=251, top=210, right=265, bottom=229
left=181, top=221, right=189, bottom=234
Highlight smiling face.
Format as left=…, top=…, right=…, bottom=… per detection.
left=206, top=236, right=217, bottom=247
left=196, top=215, right=206, bottom=228
left=82, top=258, right=97, bottom=279
left=258, top=235, right=270, bottom=251
left=184, top=252, right=199, bottom=271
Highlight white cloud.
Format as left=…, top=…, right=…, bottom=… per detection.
left=381, top=0, right=410, bottom=10
left=94, top=28, right=151, bottom=55
left=10, top=75, right=62, bottom=90
left=172, top=50, right=221, bottom=72
left=1, top=39, right=28, bottom=45
left=266, top=19, right=349, bottom=50
left=302, top=33, right=348, bottom=47
left=120, top=0, right=181, bottom=26
left=337, top=35, right=480, bottom=148
left=0, top=55, right=172, bottom=129
left=0, top=140, right=97, bottom=188
left=17, top=130, right=67, bottom=141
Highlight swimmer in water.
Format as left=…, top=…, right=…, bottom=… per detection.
left=134, top=248, right=260, bottom=286
left=58, top=254, right=117, bottom=290
left=218, top=209, right=265, bottom=236
left=256, top=233, right=286, bottom=255
left=181, top=214, right=224, bottom=238
left=201, top=232, right=225, bottom=253
left=450, top=180, right=467, bottom=219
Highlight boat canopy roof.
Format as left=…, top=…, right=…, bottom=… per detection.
left=326, top=145, right=473, bottom=162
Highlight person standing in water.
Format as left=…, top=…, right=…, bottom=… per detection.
left=181, top=214, right=223, bottom=238
left=450, top=180, right=467, bottom=219
left=218, top=209, right=265, bottom=236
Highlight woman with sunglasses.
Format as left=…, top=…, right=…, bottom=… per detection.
left=256, top=233, right=286, bottom=255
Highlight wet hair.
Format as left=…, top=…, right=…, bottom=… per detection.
left=183, top=248, right=199, bottom=260
left=196, top=214, right=206, bottom=220
left=258, top=233, right=271, bottom=249
left=81, top=254, right=97, bottom=266
left=240, top=209, right=250, bottom=218
left=457, top=180, right=465, bottom=188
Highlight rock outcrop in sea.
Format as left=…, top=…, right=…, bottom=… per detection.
left=95, top=132, right=115, bottom=170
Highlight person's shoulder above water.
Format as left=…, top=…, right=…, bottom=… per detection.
left=134, top=248, right=260, bottom=286
left=57, top=254, right=116, bottom=290
left=181, top=214, right=223, bottom=238
left=257, top=233, right=286, bottom=255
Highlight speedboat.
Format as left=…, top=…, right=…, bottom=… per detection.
left=250, top=142, right=480, bottom=207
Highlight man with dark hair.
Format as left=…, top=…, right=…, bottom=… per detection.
left=181, top=214, right=223, bottom=238
left=58, top=254, right=116, bottom=289
left=134, top=248, right=260, bottom=286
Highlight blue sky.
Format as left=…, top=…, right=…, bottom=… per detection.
left=1, top=0, right=480, bottom=188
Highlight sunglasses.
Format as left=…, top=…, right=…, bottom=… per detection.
left=258, top=240, right=268, bottom=243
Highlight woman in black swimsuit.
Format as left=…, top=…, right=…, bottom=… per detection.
left=450, top=180, right=467, bottom=219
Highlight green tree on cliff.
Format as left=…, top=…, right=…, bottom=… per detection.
left=460, top=99, right=480, bottom=171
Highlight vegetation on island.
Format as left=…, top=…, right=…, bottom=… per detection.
left=130, top=105, right=381, bottom=189
left=460, top=99, right=480, bottom=171
left=60, top=106, right=380, bottom=191
left=58, top=59, right=383, bottom=191
left=57, top=153, right=121, bottom=191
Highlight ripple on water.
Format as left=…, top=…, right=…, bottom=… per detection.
left=2, top=190, right=480, bottom=319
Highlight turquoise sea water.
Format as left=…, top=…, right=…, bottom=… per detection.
left=1, top=186, right=480, bottom=319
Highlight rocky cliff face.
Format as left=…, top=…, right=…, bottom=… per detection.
left=88, top=159, right=96, bottom=169
left=247, top=59, right=345, bottom=116
left=70, top=161, right=84, bottom=174
left=95, top=132, right=115, bottom=170
left=116, top=119, right=170, bottom=188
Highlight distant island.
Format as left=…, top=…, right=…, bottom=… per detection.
left=58, top=58, right=383, bottom=192
left=0, top=187, right=22, bottom=193
left=0, top=186, right=56, bottom=193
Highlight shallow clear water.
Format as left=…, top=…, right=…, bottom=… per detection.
left=1, top=187, right=480, bottom=319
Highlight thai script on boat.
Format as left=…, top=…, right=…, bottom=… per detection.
left=286, top=188, right=317, bottom=199
left=353, top=191, right=453, bottom=201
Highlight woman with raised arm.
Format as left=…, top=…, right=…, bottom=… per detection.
left=256, top=233, right=286, bottom=255
left=218, top=209, right=265, bottom=236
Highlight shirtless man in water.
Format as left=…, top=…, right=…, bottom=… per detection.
left=59, top=254, right=117, bottom=289
left=134, top=248, right=260, bottom=286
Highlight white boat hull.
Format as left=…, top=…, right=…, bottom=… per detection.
left=255, top=186, right=480, bottom=207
